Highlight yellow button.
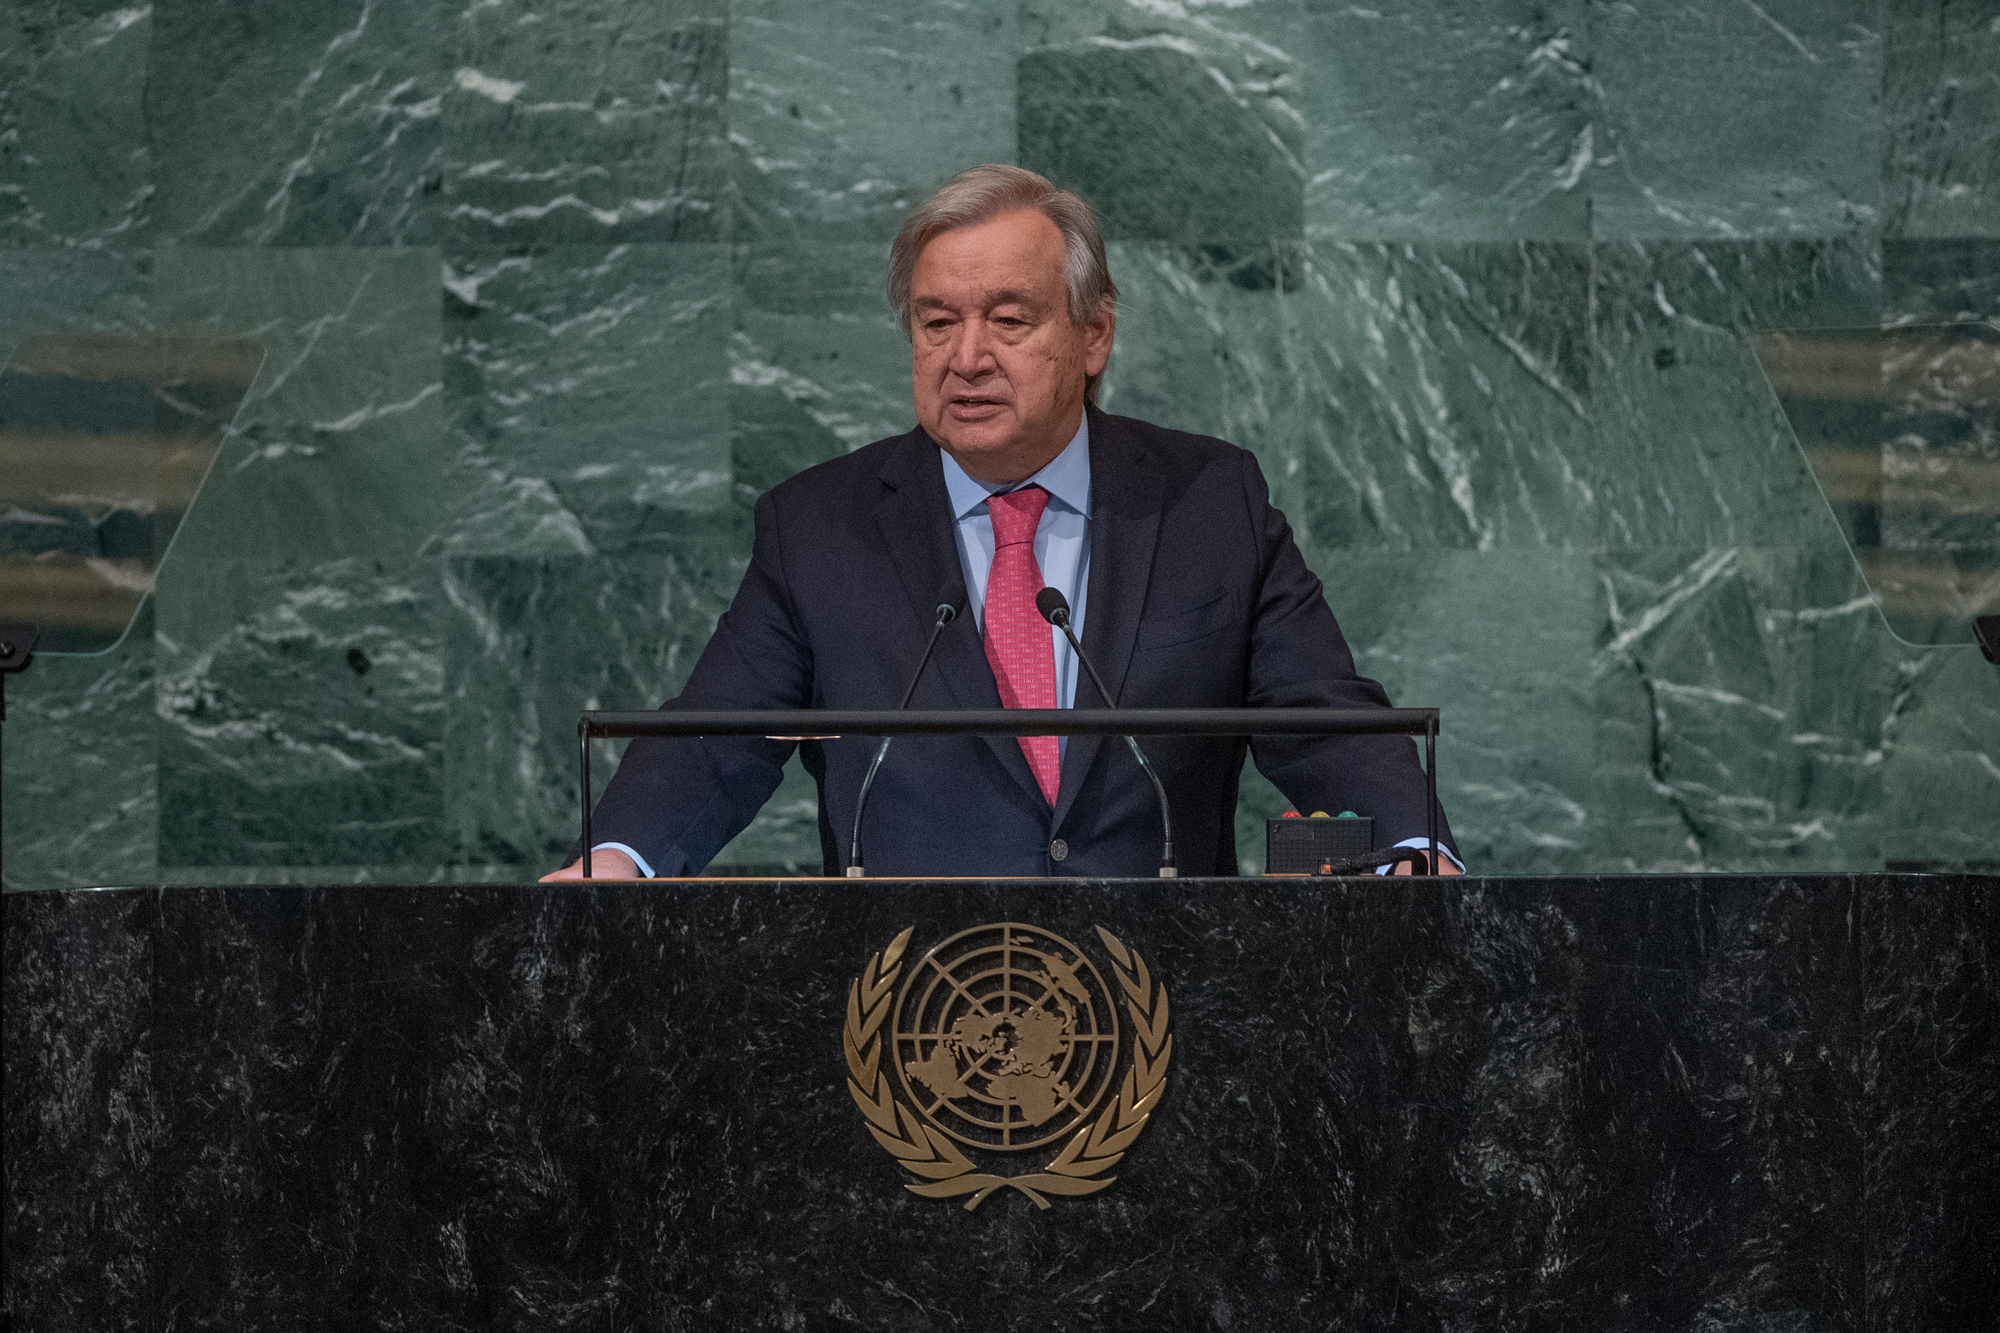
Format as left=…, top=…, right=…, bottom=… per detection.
left=1309, top=810, right=1330, bottom=818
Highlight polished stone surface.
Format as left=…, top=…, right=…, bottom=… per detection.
left=148, top=0, right=447, bottom=248
left=437, top=242, right=734, bottom=555
left=445, top=0, right=728, bottom=246
left=4, top=875, right=1995, bottom=1329
left=1591, top=0, right=1881, bottom=240
left=3, top=1, right=1998, bottom=891
left=1302, top=0, right=1589, bottom=242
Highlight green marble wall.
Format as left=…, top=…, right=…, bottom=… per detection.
left=3, top=0, right=1995, bottom=888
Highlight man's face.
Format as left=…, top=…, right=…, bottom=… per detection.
left=909, top=207, right=1114, bottom=485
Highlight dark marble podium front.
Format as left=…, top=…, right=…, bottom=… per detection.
left=5, top=874, right=1996, bottom=1331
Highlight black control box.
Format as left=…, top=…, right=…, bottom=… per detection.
left=1265, top=815, right=1373, bottom=874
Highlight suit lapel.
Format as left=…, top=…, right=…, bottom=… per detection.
left=873, top=429, right=1047, bottom=808
left=1053, top=410, right=1165, bottom=831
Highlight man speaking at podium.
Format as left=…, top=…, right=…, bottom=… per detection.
left=547, top=165, right=1459, bottom=881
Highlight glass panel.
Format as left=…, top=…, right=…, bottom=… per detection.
left=1753, top=322, right=2000, bottom=646
left=0, top=335, right=262, bottom=654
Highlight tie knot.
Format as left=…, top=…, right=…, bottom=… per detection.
left=987, top=484, right=1050, bottom=547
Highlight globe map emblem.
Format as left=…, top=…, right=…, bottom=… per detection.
left=892, top=923, right=1121, bottom=1151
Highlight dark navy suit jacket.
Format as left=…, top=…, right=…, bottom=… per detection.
left=589, top=408, right=1456, bottom=877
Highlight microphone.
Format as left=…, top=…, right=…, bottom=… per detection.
left=847, top=582, right=966, bottom=877
left=1035, top=587, right=1176, bottom=878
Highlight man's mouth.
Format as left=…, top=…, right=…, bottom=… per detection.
left=947, top=396, right=1007, bottom=418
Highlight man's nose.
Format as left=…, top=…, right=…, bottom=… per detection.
left=947, top=318, right=994, bottom=378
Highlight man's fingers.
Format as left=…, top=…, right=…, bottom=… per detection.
left=1389, top=850, right=1464, bottom=876
left=538, top=850, right=642, bottom=881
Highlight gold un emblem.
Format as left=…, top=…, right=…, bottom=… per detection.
left=844, top=922, right=1172, bottom=1209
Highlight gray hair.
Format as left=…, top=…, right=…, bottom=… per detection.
left=889, top=165, right=1118, bottom=405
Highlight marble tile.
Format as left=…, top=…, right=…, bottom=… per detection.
left=1598, top=237, right=1884, bottom=334
left=1297, top=241, right=1598, bottom=551
left=0, top=604, right=158, bottom=891
left=1561, top=877, right=1863, bottom=1325
left=729, top=0, right=1015, bottom=245
left=0, top=245, right=151, bottom=355
left=1592, top=546, right=1891, bottom=872
left=1883, top=238, right=2000, bottom=324
left=0, top=0, right=154, bottom=249
left=154, top=557, right=444, bottom=866
left=151, top=861, right=541, bottom=888
left=436, top=242, right=730, bottom=557
left=1864, top=875, right=2000, bottom=1326
left=437, top=545, right=845, bottom=877
left=0, top=888, right=159, bottom=1329
left=1235, top=548, right=1594, bottom=878
left=139, top=885, right=553, bottom=1328
left=1104, top=240, right=1597, bottom=553
left=1343, top=551, right=1595, bottom=874
left=17, top=875, right=1979, bottom=1325
left=1229, top=548, right=1595, bottom=876
left=443, top=0, right=727, bottom=246
left=1300, top=0, right=1593, bottom=242
left=1097, top=240, right=1312, bottom=466
left=5, top=0, right=1995, bottom=890
left=1591, top=0, right=1881, bottom=239
left=730, top=242, right=913, bottom=508
left=147, top=0, right=445, bottom=247
left=1884, top=0, right=2000, bottom=239
left=149, top=246, right=446, bottom=563
left=1881, top=645, right=2000, bottom=871
left=1592, top=239, right=1880, bottom=550
left=1019, top=0, right=1304, bottom=243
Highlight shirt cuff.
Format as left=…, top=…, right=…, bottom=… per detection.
left=1376, top=837, right=1464, bottom=876
left=590, top=842, right=655, bottom=878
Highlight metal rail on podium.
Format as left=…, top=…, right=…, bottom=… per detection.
left=576, top=707, right=1441, bottom=878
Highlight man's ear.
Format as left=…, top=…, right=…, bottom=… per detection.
left=1084, top=303, right=1115, bottom=378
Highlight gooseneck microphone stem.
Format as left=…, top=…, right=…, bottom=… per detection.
left=1035, top=588, right=1177, bottom=879
left=848, top=590, right=964, bottom=878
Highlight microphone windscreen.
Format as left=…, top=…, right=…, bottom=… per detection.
left=1035, top=586, right=1069, bottom=626
left=937, top=580, right=968, bottom=624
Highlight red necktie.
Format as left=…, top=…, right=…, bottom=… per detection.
left=983, top=485, right=1061, bottom=805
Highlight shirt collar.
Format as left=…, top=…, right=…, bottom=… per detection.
left=939, top=414, right=1092, bottom=521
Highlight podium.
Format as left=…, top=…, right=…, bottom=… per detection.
left=5, top=873, right=1996, bottom=1329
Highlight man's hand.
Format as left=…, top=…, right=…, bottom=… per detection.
left=540, top=848, right=642, bottom=882
left=1389, top=850, right=1464, bottom=876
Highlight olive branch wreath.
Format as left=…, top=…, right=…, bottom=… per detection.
left=844, top=924, right=1171, bottom=1210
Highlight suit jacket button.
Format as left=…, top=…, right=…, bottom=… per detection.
left=1050, top=838, right=1069, bottom=862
